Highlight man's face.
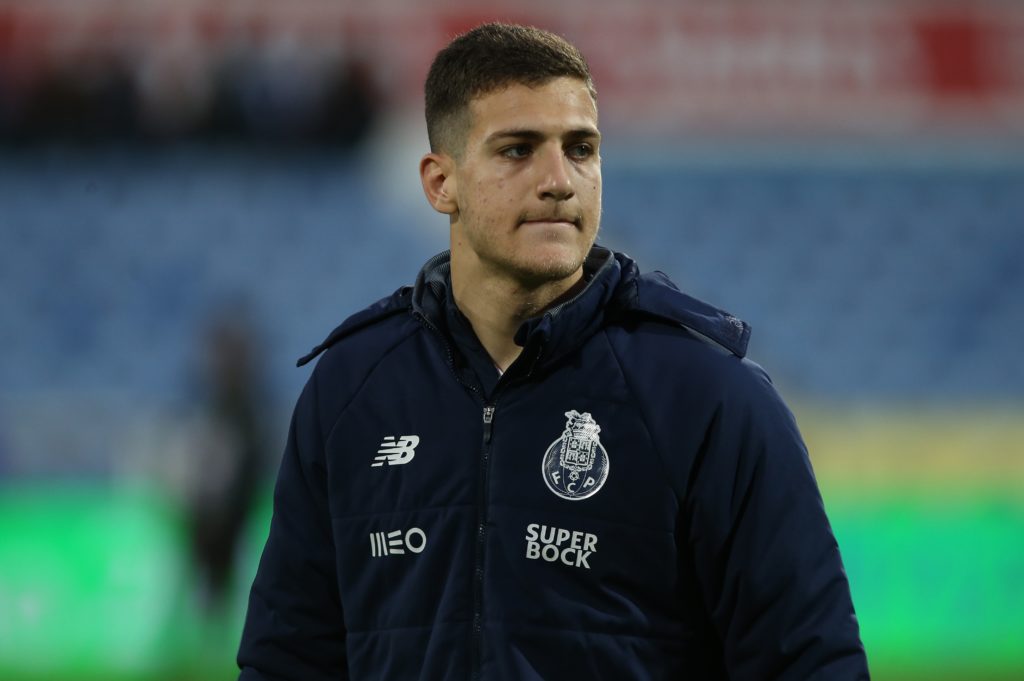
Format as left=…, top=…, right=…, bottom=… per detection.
left=449, top=77, right=602, bottom=287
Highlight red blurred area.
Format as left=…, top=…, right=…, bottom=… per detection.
left=0, top=0, right=1022, bottom=140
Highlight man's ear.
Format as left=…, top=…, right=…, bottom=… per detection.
left=420, top=152, right=458, bottom=215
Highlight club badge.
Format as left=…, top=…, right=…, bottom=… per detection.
left=542, top=410, right=609, bottom=501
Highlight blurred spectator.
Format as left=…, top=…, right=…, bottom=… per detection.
left=0, top=413, right=10, bottom=477
left=0, top=28, right=379, bottom=147
left=135, top=35, right=214, bottom=139
left=18, top=53, right=138, bottom=143
left=184, top=308, right=269, bottom=613
left=316, top=58, right=377, bottom=149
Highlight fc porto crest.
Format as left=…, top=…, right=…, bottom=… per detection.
left=542, top=410, right=609, bottom=501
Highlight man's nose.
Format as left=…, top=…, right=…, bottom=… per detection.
left=536, top=147, right=575, bottom=201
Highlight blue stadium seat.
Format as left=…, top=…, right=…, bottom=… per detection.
left=1, top=148, right=1021, bottom=472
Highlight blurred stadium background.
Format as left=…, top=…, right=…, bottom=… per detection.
left=1, top=1, right=1022, bottom=679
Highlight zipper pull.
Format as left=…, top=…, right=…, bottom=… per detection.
left=482, top=405, right=495, bottom=444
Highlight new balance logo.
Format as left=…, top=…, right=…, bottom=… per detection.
left=372, top=435, right=420, bottom=467
left=369, top=527, right=427, bottom=557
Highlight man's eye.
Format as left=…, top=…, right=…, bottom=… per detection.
left=501, top=144, right=531, bottom=159
left=567, top=143, right=594, bottom=160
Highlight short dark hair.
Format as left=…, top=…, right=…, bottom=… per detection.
left=424, top=23, right=596, bottom=155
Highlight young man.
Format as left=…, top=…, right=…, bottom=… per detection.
left=238, top=23, right=869, bottom=680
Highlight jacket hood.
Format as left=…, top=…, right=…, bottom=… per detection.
left=298, top=246, right=750, bottom=368
left=626, top=267, right=751, bottom=358
left=410, top=246, right=751, bottom=370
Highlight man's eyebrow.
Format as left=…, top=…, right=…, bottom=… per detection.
left=484, top=127, right=601, bottom=145
left=564, top=128, right=602, bottom=142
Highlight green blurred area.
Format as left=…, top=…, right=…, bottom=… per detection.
left=0, top=484, right=271, bottom=681
left=829, top=493, right=1024, bottom=680
left=1, top=412, right=1022, bottom=681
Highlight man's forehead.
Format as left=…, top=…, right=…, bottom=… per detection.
left=466, top=78, right=598, bottom=140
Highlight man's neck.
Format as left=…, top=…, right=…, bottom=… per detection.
left=450, top=260, right=585, bottom=373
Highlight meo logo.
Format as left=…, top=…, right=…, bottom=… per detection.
left=369, top=527, right=427, bottom=557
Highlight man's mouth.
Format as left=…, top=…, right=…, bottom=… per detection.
left=519, top=215, right=582, bottom=228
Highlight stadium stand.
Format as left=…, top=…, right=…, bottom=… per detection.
left=1, top=147, right=1021, bottom=480
left=3, top=152, right=1022, bottom=400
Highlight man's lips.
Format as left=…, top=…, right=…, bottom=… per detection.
left=519, top=217, right=581, bottom=228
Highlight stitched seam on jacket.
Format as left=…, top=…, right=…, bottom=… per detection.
left=329, top=503, right=477, bottom=522
left=599, top=328, right=683, bottom=508
left=345, top=622, right=468, bottom=635
left=345, top=622, right=688, bottom=642
left=486, top=501, right=673, bottom=536
left=489, top=622, right=691, bottom=643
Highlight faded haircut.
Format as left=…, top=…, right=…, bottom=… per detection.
left=424, top=22, right=596, bottom=156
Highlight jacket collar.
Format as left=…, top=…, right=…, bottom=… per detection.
left=410, top=245, right=750, bottom=373
left=298, top=246, right=750, bottom=369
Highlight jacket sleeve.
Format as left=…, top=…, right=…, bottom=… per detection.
left=685, top=362, right=869, bottom=680
left=237, top=370, right=348, bottom=680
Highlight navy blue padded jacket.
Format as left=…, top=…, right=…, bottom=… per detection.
left=238, top=247, right=869, bottom=680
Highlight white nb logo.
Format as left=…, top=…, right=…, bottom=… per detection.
left=372, top=435, right=420, bottom=467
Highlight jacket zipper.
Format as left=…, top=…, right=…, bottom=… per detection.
left=415, top=311, right=492, bottom=676
left=470, top=344, right=542, bottom=679
left=416, top=311, right=543, bottom=679
left=472, top=404, right=496, bottom=680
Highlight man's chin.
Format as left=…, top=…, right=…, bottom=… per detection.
left=502, top=251, right=587, bottom=288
